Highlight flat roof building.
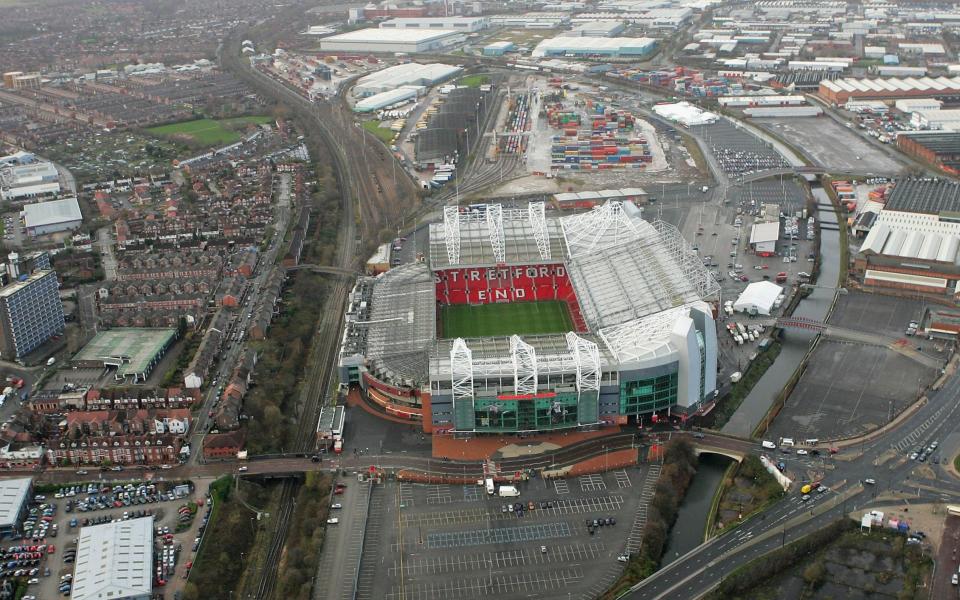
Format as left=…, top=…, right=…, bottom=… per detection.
left=73, top=328, right=177, bottom=383
left=563, top=21, right=626, bottom=37
left=379, top=16, right=488, bottom=32
left=0, top=477, right=32, bottom=535
left=750, top=221, right=780, bottom=255
left=531, top=36, right=656, bottom=58
left=354, top=63, right=462, bottom=96
left=319, top=28, right=465, bottom=53
left=72, top=517, right=153, bottom=600
left=483, top=41, right=516, bottom=56
left=22, top=196, right=83, bottom=236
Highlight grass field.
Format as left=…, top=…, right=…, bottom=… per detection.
left=147, top=116, right=272, bottom=147
left=459, top=74, right=491, bottom=88
left=441, top=301, right=573, bottom=338
left=362, top=119, right=396, bottom=144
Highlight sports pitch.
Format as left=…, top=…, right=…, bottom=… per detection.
left=440, top=301, right=574, bottom=339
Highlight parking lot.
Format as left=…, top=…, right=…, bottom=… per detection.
left=690, top=120, right=789, bottom=176
left=758, top=118, right=905, bottom=174
left=355, top=467, right=653, bottom=600
left=15, top=477, right=209, bottom=600
left=768, top=291, right=948, bottom=442
left=768, top=340, right=939, bottom=442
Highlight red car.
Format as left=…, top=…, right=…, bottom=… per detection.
left=46, top=545, right=54, bottom=554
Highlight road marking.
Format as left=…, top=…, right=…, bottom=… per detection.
left=553, top=479, right=570, bottom=495
left=614, top=469, right=632, bottom=489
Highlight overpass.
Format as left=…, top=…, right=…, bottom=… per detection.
left=776, top=316, right=945, bottom=369
left=737, top=166, right=826, bottom=184
left=285, top=263, right=358, bottom=277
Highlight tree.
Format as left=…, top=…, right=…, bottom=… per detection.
left=802, top=560, right=826, bottom=588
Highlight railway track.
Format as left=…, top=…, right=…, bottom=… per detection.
left=221, top=29, right=364, bottom=600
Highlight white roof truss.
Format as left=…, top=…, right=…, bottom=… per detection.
left=443, top=205, right=461, bottom=265
left=528, top=201, right=551, bottom=260
left=510, top=335, right=538, bottom=395
left=450, top=338, right=474, bottom=404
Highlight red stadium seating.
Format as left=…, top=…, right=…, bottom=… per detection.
left=435, top=264, right=587, bottom=332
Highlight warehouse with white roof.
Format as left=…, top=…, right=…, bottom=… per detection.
left=856, top=179, right=960, bottom=300
left=0, top=477, right=31, bottom=535
left=531, top=36, right=656, bottom=58
left=319, top=28, right=466, bottom=53
left=22, top=196, right=83, bottom=236
left=71, top=517, right=153, bottom=600
left=354, top=63, right=462, bottom=97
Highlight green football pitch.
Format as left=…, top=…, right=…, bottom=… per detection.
left=440, top=301, right=574, bottom=339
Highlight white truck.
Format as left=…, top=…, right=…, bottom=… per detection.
left=498, top=485, right=520, bottom=498
left=485, top=478, right=495, bottom=495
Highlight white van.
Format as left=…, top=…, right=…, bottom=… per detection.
left=761, top=440, right=777, bottom=449
left=804, top=439, right=819, bottom=445
left=781, top=438, right=795, bottom=446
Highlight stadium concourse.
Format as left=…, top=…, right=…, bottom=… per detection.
left=338, top=200, right=721, bottom=441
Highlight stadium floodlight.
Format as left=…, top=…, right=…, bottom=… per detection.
left=509, top=335, right=538, bottom=396
left=450, top=337, right=474, bottom=406
left=528, top=201, right=551, bottom=260
left=565, top=332, right=600, bottom=396
left=443, top=205, right=461, bottom=265
left=486, top=203, right=505, bottom=264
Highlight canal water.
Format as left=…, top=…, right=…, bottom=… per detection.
left=662, top=454, right=734, bottom=564
left=663, top=185, right=840, bottom=561
left=721, top=185, right=841, bottom=437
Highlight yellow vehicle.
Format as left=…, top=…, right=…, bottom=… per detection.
left=800, top=484, right=812, bottom=495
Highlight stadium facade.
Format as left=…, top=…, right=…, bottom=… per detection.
left=338, top=201, right=720, bottom=435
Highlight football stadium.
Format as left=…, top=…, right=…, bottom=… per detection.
left=338, top=200, right=720, bottom=435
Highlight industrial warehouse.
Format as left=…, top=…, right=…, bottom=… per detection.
left=318, top=28, right=466, bottom=53
left=339, top=201, right=719, bottom=434
left=856, top=178, right=960, bottom=301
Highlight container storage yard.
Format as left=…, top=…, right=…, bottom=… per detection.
left=545, top=99, right=651, bottom=171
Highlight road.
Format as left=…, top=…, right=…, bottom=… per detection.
left=186, top=172, right=293, bottom=464
left=95, top=226, right=117, bottom=281
left=622, top=366, right=960, bottom=599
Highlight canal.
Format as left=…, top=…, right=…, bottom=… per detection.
left=721, top=184, right=841, bottom=437
left=664, top=184, right=841, bottom=561
left=662, top=454, right=734, bottom=564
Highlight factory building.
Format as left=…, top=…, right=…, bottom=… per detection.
left=22, top=197, right=83, bottom=236
left=562, top=21, right=626, bottom=37
left=71, top=517, right=153, bottom=600
left=856, top=179, right=960, bottom=301
left=0, top=477, right=32, bottom=536
left=0, top=161, right=60, bottom=202
left=490, top=13, right=571, bottom=28
left=319, top=28, right=465, bottom=53
left=531, top=36, right=656, bottom=59
left=897, top=133, right=960, bottom=175
left=483, top=41, right=516, bottom=56
left=354, top=86, right=421, bottom=112
left=379, top=16, right=488, bottom=32
left=354, top=63, right=462, bottom=97
left=819, top=76, right=960, bottom=105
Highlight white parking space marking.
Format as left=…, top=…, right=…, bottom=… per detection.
left=426, top=485, right=452, bottom=505
left=614, top=470, right=632, bottom=489
left=553, top=479, right=569, bottom=495
left=579, top=474, right=606, bottom=492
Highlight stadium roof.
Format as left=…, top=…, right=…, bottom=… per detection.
left=72, top=517, right=153, bottom=600
left=884, top=178, right=960, bottom=215
left=0, top=478, right=31, bottom=529
left=560, top=203, right=719, bottom=361
left=22, top=197, right=82, bottom=229
left=430, top=203, right=567, bottom=268
left=358, top=262, right=436, bottom=384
